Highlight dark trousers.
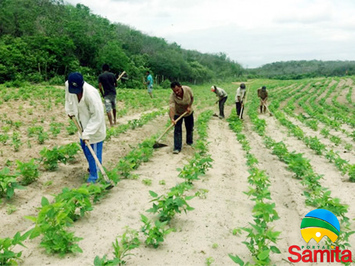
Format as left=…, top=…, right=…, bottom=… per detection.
left=219, top=96, right=227, bottom=118
left=174, top=112, right=194, bottom=151
left=236, top=102, right=244, bottom=118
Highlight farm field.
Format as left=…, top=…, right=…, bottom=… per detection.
left=1, top=77, right=355, bottom=265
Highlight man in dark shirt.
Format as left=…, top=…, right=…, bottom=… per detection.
left=98, top=64, right=117, bottom=126
left=257, top=86, right=268, bottom=114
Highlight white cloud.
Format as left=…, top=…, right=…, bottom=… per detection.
left=64, top=0, right=355, bottom=67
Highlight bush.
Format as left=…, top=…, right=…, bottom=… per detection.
left=49, top=75, right=65, bottom=85
left=160, top=79, right=171, bottom=89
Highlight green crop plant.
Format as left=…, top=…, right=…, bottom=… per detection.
left=0, top=231, right=32, bottom=265
left=66, top=120, right=77, bottom=135
left=206, top=257, right=214, bottom=266
left=329, top=135, right=341, bottom=146
left=229, top=221, right=281, bottom=265
left=26, top=197, right=83, bottom=256
left=54, top=187, right=93, bottom=221
left=344, top=144, right=352, bottom=151
left=16, top=159, right=39, bottom=185
left=286, top=152, right=312, bottom=179
left=94, top=227, right=140, bottom=266
left=0, top=168, right=24, bottom=199
left=147, top=184, right=194, bottom=223
left=12, top=132, right=22, bottom=152
left=177, top=153, right=213, bottom=184
left=116, top=137, right=155, bottom=179
left=305, top=136, right=326, bottom=155
left=39, top=143, right=80, bottom=171
left=0, top=133, right=10, bottom=144
left=320, top=128, right=330, bottom=137
left=348, top=164, right=355, bottom=182
left=140, top=215, right=172, bottom=248
left=50, top=122, right=63, bottom=137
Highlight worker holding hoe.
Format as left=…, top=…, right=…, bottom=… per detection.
left=169, top=81, right=194, bottom=154
left=65, top=72, right=106, bottom=184
left=235, top=83, right=247, bottom=119
left=98, top=64, right=117, bottom=127
left=211, top=85, right=228, bottom=119
left=257, top=86, right=268, bottom=113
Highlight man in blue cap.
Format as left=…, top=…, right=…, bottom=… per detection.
left=65, top=72, right=106, bottom=184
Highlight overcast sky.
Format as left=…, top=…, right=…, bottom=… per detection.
left=64, top=0, right=355, bottom=68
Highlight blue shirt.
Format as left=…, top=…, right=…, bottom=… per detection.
left=147, top=74, right=153, bottom=87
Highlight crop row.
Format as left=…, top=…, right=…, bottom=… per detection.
left=246, top=85, right=354, bottom=264
left=227, top=112, right=281, bottom=265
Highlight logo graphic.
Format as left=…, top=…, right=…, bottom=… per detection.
left=300, top=209, right=340, bottom=243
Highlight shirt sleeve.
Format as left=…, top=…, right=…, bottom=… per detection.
left=81, top=90, right=104, bottom=141
left=169, top=93, right=175, bottom=109
left=65, top=81, right=77, bottom=116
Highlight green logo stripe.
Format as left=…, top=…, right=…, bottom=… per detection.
left=300, top=217, right=339, bottom=236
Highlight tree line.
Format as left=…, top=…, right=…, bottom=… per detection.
left=1, top=0, right=354, bottom=86
left=0, top=0, right=243, bottom=87
left=248, top=60, right=355, bottom=80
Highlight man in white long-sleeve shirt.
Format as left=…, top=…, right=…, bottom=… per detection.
left=65, top=72, right=106, bottom=183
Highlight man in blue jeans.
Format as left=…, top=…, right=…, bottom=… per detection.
left=65, top=72, right=106, bottom=183
left=169, top=81, right=194, bottom=154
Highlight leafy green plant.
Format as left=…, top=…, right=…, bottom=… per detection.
left=16, top=159, right=39, bottom=185
left=140, top=215, right=172, bottom=248
left=348, top=164, right=355, bottom=182
left=12, top=132, right=22, bottom=152
left=206, top=257, right=215, bottom=266
left=0, top=168, right=23, bottom=199
left=0, top=231, right=32, bottom=265
left=54, top=187, right=93, bottom=221
left=66, top=120, right=77, bottom=135
left=142, top=178, right=152, bottom=186
left=49, top=122, right=63, bottom=137
left=26, top=197, right=83, bottom=256
left=94, top=227, right=140, bottom=266
left=0, top=133, right=10, bottom=144
left=146, top=185, right=194, bottom=223
left=6, top=204, right=17, bottom=214
left=39, top=143, right=80, bottom=171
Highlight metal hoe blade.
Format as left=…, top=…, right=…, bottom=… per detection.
left=153, top=142, right=168, bottom=149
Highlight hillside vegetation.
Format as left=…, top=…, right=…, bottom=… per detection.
left=0, top=0, right=242, bottom=86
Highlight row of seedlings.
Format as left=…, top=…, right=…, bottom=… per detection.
left=227, top=111, right=281, bottom=265
left=94, top=110, right=214, bottom=264
left=247, top=90, right=354, bottom=264
left=0, top=110, right=169, bottom=264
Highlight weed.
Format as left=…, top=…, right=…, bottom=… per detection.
left=6, top=204, right=17, bottom=214
left=142, top=179, right=152, bottom=186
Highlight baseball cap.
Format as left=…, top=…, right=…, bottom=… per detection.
left=68, top=72, right=84, bottom=94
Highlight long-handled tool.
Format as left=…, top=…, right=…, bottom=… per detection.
left=213, top=101, right=219, bottom=117
left=153, top=111, right=188, bottom=149
left=263, top=102, right=273, bottom=116
left=117, top=71, right=126, bottom=82
left=70, top=116, right=113, bottom=189
left=239, top=93, right=247, bottom=119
